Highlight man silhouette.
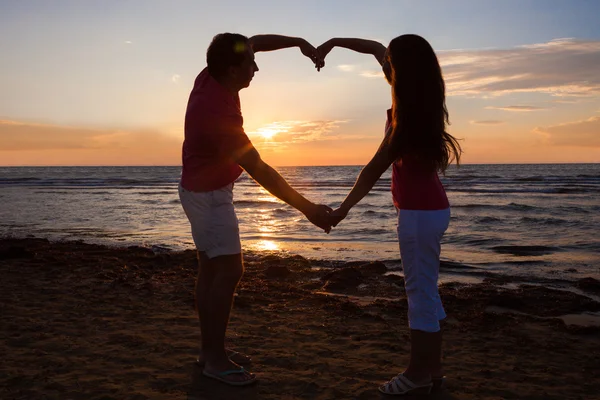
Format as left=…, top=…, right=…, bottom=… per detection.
left=179, top=33, right=330, bottom=385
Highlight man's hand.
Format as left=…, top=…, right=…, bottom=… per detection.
left=316, top=39, right=335, bottom=71
left=299, top=40, right=324, bottom=71
left=329, top=207, right=349, bottom=227
left=303, top=203, right=333, bottom=233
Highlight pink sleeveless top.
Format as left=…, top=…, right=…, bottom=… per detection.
left=387, top=110, right=450, bottom=210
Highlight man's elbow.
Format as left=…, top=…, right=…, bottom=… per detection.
left=238, top=153, right=264, bottom=177
left=248, top=35, right=264, bottom=52
left=248, top=36, right=256, bottom=50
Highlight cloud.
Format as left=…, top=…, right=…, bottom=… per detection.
left=485, top=105, right=546, bottom=112
left=124, top=40, right=132, bottom=44
left=171, top=74, right=180, bottom=84
left=551, top=99, right=580, bottom=104
left=248, top=120, right=346, bottom=149
left=439, top=38, right=600, bottom=97
left=0, top=119, right=179, bottom=151
left=360, top=70, right=385, bottom=79
left=335, top=64, right=384, bottom=79
left=470, top=120, right=505, bottom=125
left=534, top=116, right=600, bottom=147
left=337, top=64, right=355, bottom=72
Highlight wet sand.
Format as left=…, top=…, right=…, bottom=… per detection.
left=1, top=238, right=599, bottom=400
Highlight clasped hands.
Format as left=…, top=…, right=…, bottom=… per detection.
left=304, top=203, right=348, bottom=234
left=298, top=38, right=340, bottom=72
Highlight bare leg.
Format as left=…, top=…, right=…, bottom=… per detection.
left=196, top=250, right=250, bottom=365
left=199, top=253, right=253, bottom=383
left=431, top=328, right=443, bottom=378
left=196, top=251, right=216, bottom=356
left=403, top=329, right=441, bottom=384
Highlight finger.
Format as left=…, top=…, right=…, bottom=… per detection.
left=331, top=215, right=344, bottom=227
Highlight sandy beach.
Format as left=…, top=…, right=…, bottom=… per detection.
left=1, top=237, right=599, bottom=400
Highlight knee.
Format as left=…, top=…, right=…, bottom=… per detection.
left=225, top=264, right=244, bottom=283
left=215, top=256, right=244, bottom=283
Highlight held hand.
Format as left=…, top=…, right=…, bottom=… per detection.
left=304, top=203, right=333, bottom=233
left=329, top=207, right=348, bottom=227
left=299, top=40, right=324, bottom=71
left=316, top=39, right=335, bottom=71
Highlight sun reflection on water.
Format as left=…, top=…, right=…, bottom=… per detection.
left=256, top=240, right=280, bottom=251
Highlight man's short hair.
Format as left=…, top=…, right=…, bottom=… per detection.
left=206, top=33, right=250, bottom=79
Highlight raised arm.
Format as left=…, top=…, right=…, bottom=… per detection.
left=330, top=129, right=395, bottom=225
left=249, top=34, right=321, bottom=67
left=234, top=145, right=332, bottom=232
left=317, top=38, right=386, bottom=67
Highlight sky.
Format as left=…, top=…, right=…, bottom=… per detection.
left=1, top=0, right=600, bottom=166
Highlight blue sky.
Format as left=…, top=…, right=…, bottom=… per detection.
left=1, top=0, right=599, bottom=165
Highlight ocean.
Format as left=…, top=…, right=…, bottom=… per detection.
left=1, top=164, right=599, bottom=284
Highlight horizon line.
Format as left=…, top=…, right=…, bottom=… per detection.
left=1, top=162, right=599, bottom=168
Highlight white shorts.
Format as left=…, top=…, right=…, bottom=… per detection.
left=397, top=208, right=450, bottom=332
left=178, top=183, right=242, bottom=259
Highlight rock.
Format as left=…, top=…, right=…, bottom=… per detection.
left=385, top=274, right=405, bottom=286
left=265, top=265, right=291, bottom=279
left=358, top=261, right=387, bottom=277
left=127, top=246, right=155, bottom=255
left=0, top=246, right=34, bottom=260
left=488, top=292, right=525, bottom=310
left=322, top=267, right=363, bottom=290
left=575, top=277, right=600, bottom=294
left=340, top=261, right=366, bottom=268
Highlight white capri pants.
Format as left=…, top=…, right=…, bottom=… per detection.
left=178, top=183, right=242, bottom=259
left=397, top=208, right=450, bottom=332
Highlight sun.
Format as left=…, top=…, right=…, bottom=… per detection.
left=259, top=128, right=278, bottom=140
left=250, top=122, right=292, bottom=141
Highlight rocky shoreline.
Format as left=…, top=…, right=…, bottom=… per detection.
left=1, top=237, right=599, bottom=399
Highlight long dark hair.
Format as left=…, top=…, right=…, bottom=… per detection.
left=386, top=34, right=461, bottom=173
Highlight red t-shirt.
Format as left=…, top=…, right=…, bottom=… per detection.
left=387, top=110, right=450, bottom=210
left=180, top=68, right=252, bottom=192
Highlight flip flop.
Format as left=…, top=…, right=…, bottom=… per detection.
left=378, top=373, right=433, bottom=396
left=202, top=367, right=257, bottom=387
left=195, top=349, right=252, bottom=367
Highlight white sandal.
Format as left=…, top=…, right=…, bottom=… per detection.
left=378, top=373, right=433, bottom=396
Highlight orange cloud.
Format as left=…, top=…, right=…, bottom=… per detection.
left=534, top=116, right=600, bottom=147
left=0, top=120, right=181, bottom=165
left=248, top=120, right=347, bottom=151
left=485, top=105, right=546, bottom=112
left=470, top=120, right=504, bottom=125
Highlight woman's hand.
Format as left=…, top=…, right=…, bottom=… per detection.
left=316, top=39, right=335, bottom=71
left=329, top=206, right=349, bottom=227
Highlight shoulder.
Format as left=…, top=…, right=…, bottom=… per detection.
left=188, top=72, right=240, bottom=117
